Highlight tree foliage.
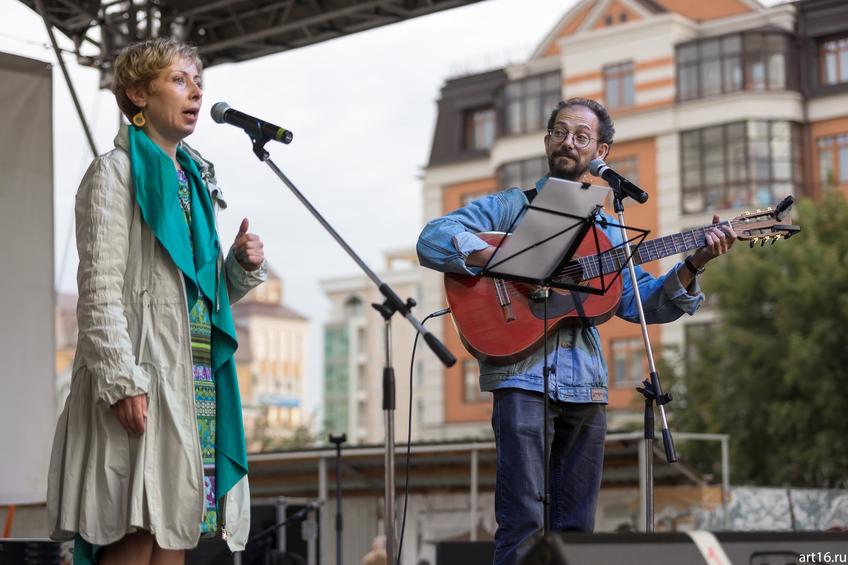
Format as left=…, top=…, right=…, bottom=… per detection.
left=669, top=192, right=848, bottom=488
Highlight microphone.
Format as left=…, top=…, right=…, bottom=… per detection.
left=589, top=158, right=648, bottom=203
left=210, top=102, right=293, bottom=144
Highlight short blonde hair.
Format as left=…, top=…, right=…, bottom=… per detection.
left=112, top=38, right=202, bottom=119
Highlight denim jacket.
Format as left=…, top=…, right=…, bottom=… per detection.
left=417, top=176, right=704, bottom=403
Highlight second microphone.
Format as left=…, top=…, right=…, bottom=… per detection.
left=211, top=102, right=294, bottom=144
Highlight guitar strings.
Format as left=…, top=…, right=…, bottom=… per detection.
left=498, top=220, right=718, bottom=296
left=505, top=218, right=750, bottom=284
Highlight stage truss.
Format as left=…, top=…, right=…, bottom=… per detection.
left=19, top=0, right=482, bottom=86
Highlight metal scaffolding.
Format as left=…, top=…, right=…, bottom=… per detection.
left=18, top=0, right=483, bottom=87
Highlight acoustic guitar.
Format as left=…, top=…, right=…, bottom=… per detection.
left=444, top=196, right=800, bottom=365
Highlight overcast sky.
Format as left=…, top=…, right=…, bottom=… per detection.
left=0, top=0, right=582, bottom=421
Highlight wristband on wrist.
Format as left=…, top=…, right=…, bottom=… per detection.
left=684, top=255, right=705, bottom=276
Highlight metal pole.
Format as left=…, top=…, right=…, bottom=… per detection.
left=319, top=456, right=328, bottom=510
left=276, top=496, right=287, bottom=553
left=721, top=436, right=730, bottom=529
left=638, top=438, right=647, bottom=532
left=470, top=448, right=478, bottom=542
left=383, top=318, right=396, bottom=562
left=335, top=455, right=342, bottom=565
left=305, top=510, right=317, bottom=565
left=328, top=434, right=346, bottom=565
left=318, top=456, right=329, bottom=559
left=643, top=435, right=653, bottom=532
left=34, top=0, right=98, bottom=158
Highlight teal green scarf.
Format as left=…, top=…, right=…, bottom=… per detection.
left=128, top=125, right=247, bottom=504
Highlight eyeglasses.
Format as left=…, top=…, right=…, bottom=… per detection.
left=548, top=127, right=596, bottom=149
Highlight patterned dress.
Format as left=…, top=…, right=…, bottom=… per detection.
left=177, top=169, right=218, bottom=535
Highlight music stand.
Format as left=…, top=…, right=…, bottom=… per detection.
left=478, top=177, right=649, bottom=533
left=481, top=178, right=649, bottom=297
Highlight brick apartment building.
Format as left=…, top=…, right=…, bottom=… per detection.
left=416, top=0, right=848, bottom=437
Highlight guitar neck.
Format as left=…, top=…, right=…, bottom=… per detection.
left=576, top=221, right=730, bottom=278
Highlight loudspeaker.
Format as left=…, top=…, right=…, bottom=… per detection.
left=0, top=539, right=62, bottom=565
left=523, top=531, right=848, bottom=565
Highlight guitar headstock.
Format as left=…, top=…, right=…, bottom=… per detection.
left=731, top=196, right=801, bottom=247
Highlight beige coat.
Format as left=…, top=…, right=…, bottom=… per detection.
left=47, top=125, right=266, bottom=551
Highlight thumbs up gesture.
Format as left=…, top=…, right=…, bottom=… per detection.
left=231, top=217, right=264, bottom=271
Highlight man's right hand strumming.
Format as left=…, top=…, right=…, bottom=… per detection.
left=466, top=245, right=497, bottom=268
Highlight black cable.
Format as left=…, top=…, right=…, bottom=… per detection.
left=396, top=307, right=451, bottom=565
left=205, top=500, right=321, bottom=565
left=244, top=502, right=321, bottom=547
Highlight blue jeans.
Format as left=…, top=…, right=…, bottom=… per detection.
left=491, top=388, right=607, bottom=565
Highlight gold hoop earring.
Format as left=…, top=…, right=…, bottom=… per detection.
left=132, top=111, right=146, bottom=127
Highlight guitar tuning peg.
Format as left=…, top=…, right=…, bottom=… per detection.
left=744, top=211, right=750, bottom=216
left=756, top=208, right=763, bottom=213
left=760, top=238, right=767, bottom=247
left=770, top=236, right=778, bottom=245
left=749, top=237, right=757, bottom=248
left=767, top=206, right=773, bottom=211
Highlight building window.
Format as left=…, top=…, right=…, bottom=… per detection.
left=604, top=61, right=635, bottom=109
left=816, top=133, right=848, bottom=189
left=460, top=190, right=495, bottom=206
left=269, top=330, right=278, bottom=359
left=462, top=359, right=488, bottom=403
left=504, top=71, right=561, bottom=135
left=344, top=296, right=363, bottom=317
left=605, top=155, right=640, bottom=207
left=680, top=120, right=802, bottom=213
left=607, top=155, right=639, bottom=185
left=745, top=33, right=788, bottom=91
left=677, top=32, right=793, bottom=101
left=820, top=37, right=848, bottom=86
left=357, top=399, right=367, bottom=430
left=684, top=323, right=712, bottom=370
left=357, top=364, right=367, bottom=393
left=498, top=156, right=548, bottom=190
left=610, top=337, right=644, bottom=387
left=464, top=107, right=496, bottom=150
left=356, top=326, right=367, bottom=354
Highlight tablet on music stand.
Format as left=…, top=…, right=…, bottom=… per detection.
left=482, top=177, right=611, bottom=292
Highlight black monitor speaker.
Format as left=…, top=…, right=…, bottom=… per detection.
left=0, top=539, right=62, bottom=565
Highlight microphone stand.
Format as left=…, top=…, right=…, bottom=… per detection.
left=529, top=285, right=552, bottom=533
left=239, top=125, right=457, bottom=563
left=607, top=179, right=677, bottom=533
left=328, top=434, right=346, bottom=565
